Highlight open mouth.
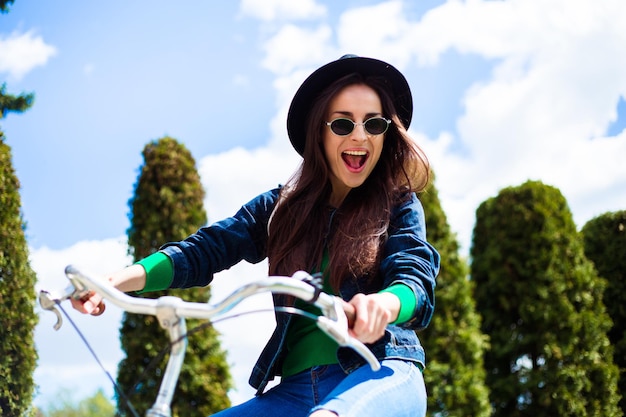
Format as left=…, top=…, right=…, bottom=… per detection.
left=341, top=150, right=369, bottom=171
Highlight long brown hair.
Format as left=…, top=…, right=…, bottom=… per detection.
left=268, top=73, right=430, bottom=292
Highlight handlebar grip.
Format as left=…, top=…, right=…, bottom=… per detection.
left=342, top=300, right=356, bottom=328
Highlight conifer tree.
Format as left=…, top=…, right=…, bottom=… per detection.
left=418, top=180, right=491, bottom=417
left=116, top=137, right=232, bottom=416
left=581, top=210, right=626, bottom=414
left=471, top=180, right=621, bottom=417
left=0, top=132, right=39, bottom=417
left=0, top=34, right=38, bottom=414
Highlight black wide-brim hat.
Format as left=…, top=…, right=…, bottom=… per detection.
left=287, top=54, right=413, bottom=155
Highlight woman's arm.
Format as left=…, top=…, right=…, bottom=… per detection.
left=160, top=188, right=280, bottom=289
left=379, top=193, right=440, bottom=331
left=70, top=188, right=281, bottom=315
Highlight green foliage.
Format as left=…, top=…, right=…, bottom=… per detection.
left=1, top=83, right=34, bottom=120
left=471, top=180, right=621, bottom=417
left=39, top=389, right=115, bottom=417
left=1, top=4, right=35, bottom=122
left=418, top=180, right=492, bottom=417
left=582, top=210, right=626, bottom=413
left=0, top=133, right=39, bottom=416
left=117, top=137, right=232, bottom=416
left=0, top=0, right=15, bottom=13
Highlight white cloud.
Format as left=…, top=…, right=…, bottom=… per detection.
left=336, top=1, right=415, bottom=68
left=199, top=146, right=300, bottom=222
left=0, top=30, right=57, bottom=80
left=239, top=0, right=326, bottom=21
left=405, top=0, right=626, bottom=250
left=261, top=24, right=335, bottom=75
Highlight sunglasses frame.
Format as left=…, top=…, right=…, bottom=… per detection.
left=325, top=117, right=391, bottom=136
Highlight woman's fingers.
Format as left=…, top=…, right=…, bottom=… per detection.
left=90, top=301, right=106, bottom=316
left=348, top=293, right=391, bottom=344
left=70, top=291, right=105, bottom=315
left=342, top=300, right=356, bottom=327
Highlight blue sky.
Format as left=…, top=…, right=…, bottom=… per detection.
left=2, top=0, right=626, bottom=411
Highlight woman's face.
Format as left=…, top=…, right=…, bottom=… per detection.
left=323, top=83, right=385, bottom=207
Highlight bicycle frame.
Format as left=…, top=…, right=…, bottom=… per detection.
left=39, top=265, right=380, bottom=417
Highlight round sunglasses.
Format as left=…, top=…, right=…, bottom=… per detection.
left=325, top=117, right=391, bottom=136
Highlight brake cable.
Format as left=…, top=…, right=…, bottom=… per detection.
left=54, top=302, right=317, bottom=416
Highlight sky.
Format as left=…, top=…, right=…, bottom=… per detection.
left=2, top=0, right=626, bottom=411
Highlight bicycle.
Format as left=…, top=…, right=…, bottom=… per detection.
left=39, top=265, right=381, bottom=417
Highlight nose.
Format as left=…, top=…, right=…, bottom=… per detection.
left=350, top=122, right=368, bottom=141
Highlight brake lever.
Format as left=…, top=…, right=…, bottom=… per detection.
left=38, top=271, right=92, bottom=331
left=39, top=283, right=76, bottom=330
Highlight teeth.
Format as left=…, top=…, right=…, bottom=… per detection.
left=343, top=150, right=367, bottom=156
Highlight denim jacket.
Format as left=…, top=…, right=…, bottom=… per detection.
left=160, top=187, right=439, bottom=395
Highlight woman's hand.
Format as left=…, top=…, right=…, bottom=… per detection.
left=69, top=264, right=147, bottom=316
left=70, top=291, right=106, bottom=316
left=347, top=292, right=400, bottom=344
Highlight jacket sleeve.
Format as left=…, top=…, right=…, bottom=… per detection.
left=379, top=192, right=439, bottom=331
left=159, top=188, right=280, bottom=289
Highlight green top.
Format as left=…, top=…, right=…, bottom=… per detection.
left=136, top=251, right=417, bottom=377
left=136, top=252, right=173, bottom=293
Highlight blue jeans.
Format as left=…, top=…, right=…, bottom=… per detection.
left=211, top=360, right=426, bottom=417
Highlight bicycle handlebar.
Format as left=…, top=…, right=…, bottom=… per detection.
left=39, top=265, right=380, bottom=417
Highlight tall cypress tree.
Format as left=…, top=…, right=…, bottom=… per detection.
left=0, top=42, right=38, bottom=415
left=116, top=137, right=232, bottom=416
left=471, top=180, right=621, bottom=417
left=581, top=210, right=626, bottom=414
left=418, top=180, right=491, bottom=417
left=0, top=133, right=38, bottom=417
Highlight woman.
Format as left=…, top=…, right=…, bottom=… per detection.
left=74, top=55, right=439, bottom=417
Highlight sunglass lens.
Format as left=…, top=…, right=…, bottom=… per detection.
left=365, top=118, right=389, bottom=135
left=330, top=119, right=354, bottom=135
